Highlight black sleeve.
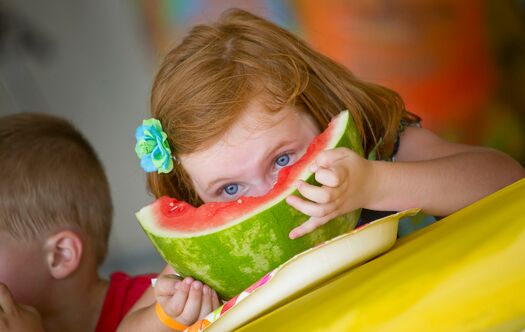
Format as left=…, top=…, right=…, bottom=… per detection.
left=388, top=119, right=422, bottom=162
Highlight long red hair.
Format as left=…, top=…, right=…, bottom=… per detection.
left=148, top=8, right=418, bottom=206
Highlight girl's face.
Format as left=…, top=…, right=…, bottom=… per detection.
left=180, top=101, right=320, bottom=203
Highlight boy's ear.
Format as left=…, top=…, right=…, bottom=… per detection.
left=44, top=230, right=83, bottom=279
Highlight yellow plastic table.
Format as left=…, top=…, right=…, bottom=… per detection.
left=238, top=178, right=525, bottom=331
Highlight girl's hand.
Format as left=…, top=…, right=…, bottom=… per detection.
left=154, top=275, right=221, bottom=327
left=286, top=147, right=375, bottom=239
left=0, top=283, right=44, bottom=332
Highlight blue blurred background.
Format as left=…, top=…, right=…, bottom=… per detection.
left=1, top=0, right=524, bottom=277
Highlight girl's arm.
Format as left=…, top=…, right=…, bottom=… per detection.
left=117, top=265, right=220, bottom=332
left=287, top=126, right=525, bottom=238
left=117, top=265, right=176, bottom=332
left=368, top=126, right=525, bottom=215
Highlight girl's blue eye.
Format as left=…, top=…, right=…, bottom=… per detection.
left=275, top=154, right=290, bottom=167
left=223, top=183, right=239, bottom=196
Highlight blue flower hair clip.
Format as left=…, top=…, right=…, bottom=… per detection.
left=135, top=118, right=174, bottom=174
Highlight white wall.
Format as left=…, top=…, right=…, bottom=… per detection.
left=0, top=0, right=165, bottom=276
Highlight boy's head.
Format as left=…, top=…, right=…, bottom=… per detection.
left=0, top=112, right=112, bottom=305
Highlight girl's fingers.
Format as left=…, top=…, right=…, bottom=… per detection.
left=155, top=274, right=182, bottom=297
left=211, top=290, right=221, bottom=310
left=314, top=167, right=341, bottom=187
left=311, top=148, right=351, bottom=170
left=180, top=281, right=203, bottom=323
left=289, top=215, right=334, bottom=239
left=296, top=180, right=334, bottom=204
left=0, top=283, right=15, bottom=314
left=286, top=195, right=335, bottom=218
left=163, top=277, right=192, bottom=317
left=198, top=285, right=212, bottom=319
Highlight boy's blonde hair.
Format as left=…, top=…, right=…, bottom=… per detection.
left=148, top=8, right=418, bottom=206
left=0, top=113, right=112, bottom=264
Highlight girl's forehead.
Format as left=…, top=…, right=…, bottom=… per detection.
left=182, top=104, right=309, bottom=163
left=223, top=102, right=300, bottom=143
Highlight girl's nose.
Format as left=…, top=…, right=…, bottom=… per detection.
left=250, top=172, right=278, bottom=197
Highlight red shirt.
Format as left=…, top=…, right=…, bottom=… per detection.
left=95, top=272, right=156, bottom=332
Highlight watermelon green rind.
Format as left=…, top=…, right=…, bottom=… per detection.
left=136, top=110, right=363, bottom=299
left=142, top=206, right=357, bottom=299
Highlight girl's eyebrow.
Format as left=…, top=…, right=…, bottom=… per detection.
left=204, top=139, right=297, bottom=192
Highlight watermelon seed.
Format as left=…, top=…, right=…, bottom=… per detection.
left=169, top=204, right=184, bottom=213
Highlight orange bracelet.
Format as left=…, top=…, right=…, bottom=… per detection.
left=155, top=302, right=189, bottom=331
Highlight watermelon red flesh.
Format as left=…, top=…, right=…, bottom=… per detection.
left=137, top=110, right=363, bottom=299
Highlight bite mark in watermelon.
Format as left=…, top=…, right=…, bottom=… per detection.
left=137, top=110, right=363, bottom=299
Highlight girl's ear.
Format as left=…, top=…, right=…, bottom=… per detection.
left=44, top=230, right=83, bottom=279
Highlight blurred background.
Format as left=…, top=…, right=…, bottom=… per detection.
left=1, top=0, right=524, bottom=277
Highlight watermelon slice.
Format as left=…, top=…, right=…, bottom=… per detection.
left=137, top=110, right=363, bottom=299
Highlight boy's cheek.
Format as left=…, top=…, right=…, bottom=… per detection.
left=0, top=263, right=50, bottom=307
left=0, top=243, right=50, bottom=307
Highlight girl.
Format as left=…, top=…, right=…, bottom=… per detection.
left=119, top=8, right=524, bottom=331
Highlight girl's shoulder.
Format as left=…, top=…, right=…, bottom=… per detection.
left=388, top=118, right=422, bottom=162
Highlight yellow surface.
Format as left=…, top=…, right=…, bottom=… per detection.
left=238, top=178, right=525, bottom=331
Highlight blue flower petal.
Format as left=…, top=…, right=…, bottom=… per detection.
left=134, top=118, right=174, bottom=173
left=160, top=156, right=174, bottom=174
left=135, top=125, right=147, bottom=141
left=140, top=154, right=157, bottom=172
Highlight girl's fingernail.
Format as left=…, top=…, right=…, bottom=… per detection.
left=289, top=231, right=296, bottom=239
left=203, top=285, right=210, bottom=294
left=185, top=277, right=194, bottom=284
left=192, top=281, right=202, bottom=289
